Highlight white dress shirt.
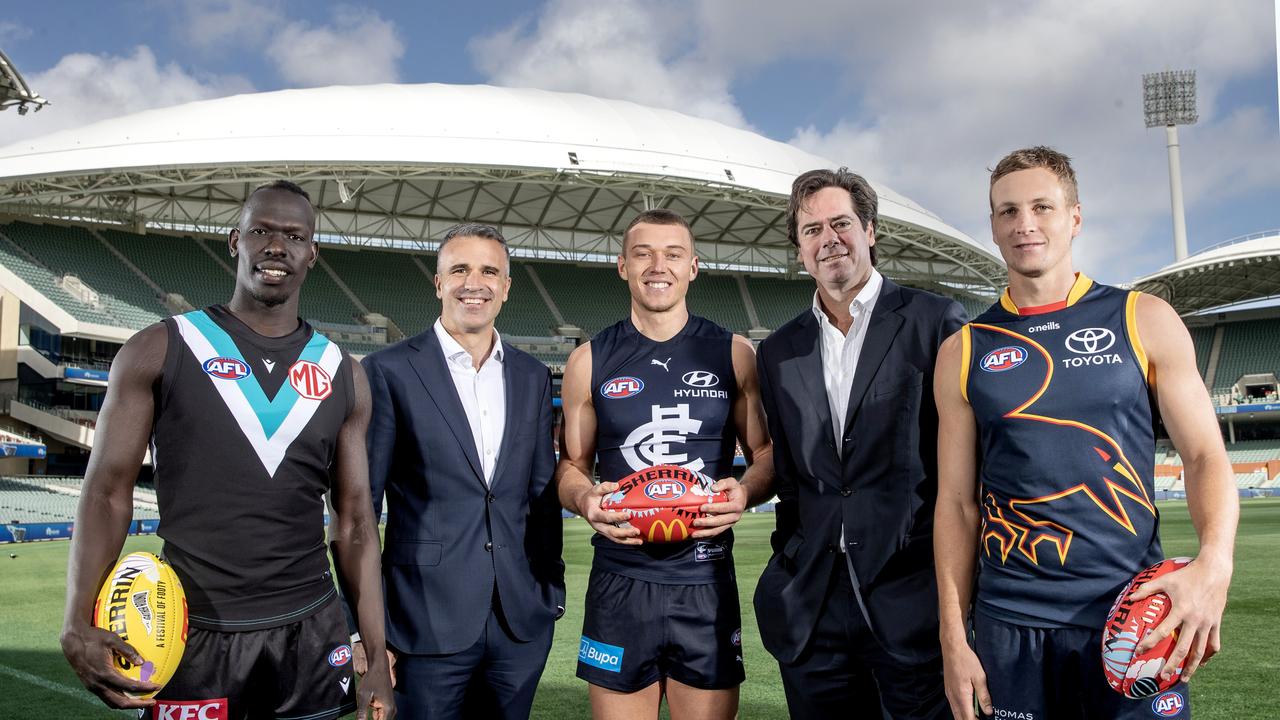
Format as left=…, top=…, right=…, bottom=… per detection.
left=434, top=319, right=506, bottom=486
left=813, top=268, right=883, bottom=455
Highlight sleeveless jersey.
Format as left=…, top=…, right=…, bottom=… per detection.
left=963, top=274, right=1162, bottom=628
left=590, top=315, right=738, bottom=584
left=153, top=305, right=353, bottom=631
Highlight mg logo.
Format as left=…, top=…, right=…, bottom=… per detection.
left=644, top=481, right=687, bottom=501
left=289, top=361, right=332, bottom=400
left=1065, top=327, right=1116, bottom=355
left=980, top=346, right=1027, bottom=373
left=681, top=371, right=719, bottom=388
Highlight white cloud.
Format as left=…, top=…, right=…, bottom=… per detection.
left=470, top=0, right=748, bottom=128
left=266, top=7, right=404, bottom=86
left=177, top=0, right=286, bottom=50
left=0, top=46, right=252, bottom=144
left=0, top=21, right=33, bottom=44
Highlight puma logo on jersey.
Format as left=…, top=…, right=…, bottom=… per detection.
left=651, top=358, right=671, bottom=371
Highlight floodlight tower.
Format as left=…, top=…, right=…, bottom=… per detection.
left=1143, top=70, right=1198, bottom=262
left=0, top=48, right=49, bottom=115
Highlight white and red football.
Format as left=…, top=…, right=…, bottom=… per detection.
left=600, top=465, right=727, bottom=543
left=1101, top=557, right=1192, bottom=698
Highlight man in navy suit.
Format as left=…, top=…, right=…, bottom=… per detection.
left=355, top=223, right=565, bottom=720
left=754, top=168, right=966, bottom=719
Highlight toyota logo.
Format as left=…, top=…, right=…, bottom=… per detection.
left=681, top=371, right=719, bottom=388
left=1065, top=328, right=1116, bottom=355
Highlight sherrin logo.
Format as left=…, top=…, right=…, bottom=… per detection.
left=980, top=346, right=1027, bottom=372
left=601, top=376, right=644, bottom=399
left=644, top=480, right=687, bottom=501
left=289, top=360, right=332, bottom=401
left=1152, top=691, right=1185, bottom=717
left=202, top=357, right=250, bottom=380
left=328, top=644, right=352, bottom=667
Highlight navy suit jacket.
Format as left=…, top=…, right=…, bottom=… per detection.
left=754, top=278, right=966, bottom=665
left=362, top=328, right=565, bottom=655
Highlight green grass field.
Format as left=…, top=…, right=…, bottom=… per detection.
left=2, top=500, right=1277, bottom=718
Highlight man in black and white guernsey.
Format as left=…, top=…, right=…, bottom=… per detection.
left=557, top=208, right=774, bottom=720
left=61, top=181, right=396, bottom=719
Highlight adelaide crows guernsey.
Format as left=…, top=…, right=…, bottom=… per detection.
left=153, top=306, right=352, bottom=631
left=963, top=274, right=1162, bottom=628
left=590, top=315, right=738, bottom=584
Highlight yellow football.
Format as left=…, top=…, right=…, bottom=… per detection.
left=93, top=551, right=188, bottom=697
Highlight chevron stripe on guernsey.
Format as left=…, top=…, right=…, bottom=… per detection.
left=174, top=310, right=341, bottom=476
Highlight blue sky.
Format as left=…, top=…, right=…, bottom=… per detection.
left=1, top=0, right=1277, bottom=285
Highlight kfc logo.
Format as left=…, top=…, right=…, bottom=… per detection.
left=153, top=699, right=229, bottom=720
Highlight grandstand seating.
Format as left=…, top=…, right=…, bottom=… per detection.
left=323, top=246, right=439, bottom=337
left=1222, top=439, right=1280, bottom=463
left=101, top=230, right=231, bottom=310
left=1189, top=326, right=1214, bottom=378
left=530, top=262, right=630, bottom=337
left=744, top=275, right=815, bottom=331
left=0, top=226, right=123, bottom=326
left=686, top=273, right=752, bottom=334
left=1, top=476, right=158, bottom=524
left=1211, top=318, right=1280, bottom=393
left=499, top=262, right=561, bottom=338
left=5, top=222, right=165, bottom=329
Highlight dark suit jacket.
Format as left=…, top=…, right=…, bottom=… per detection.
left=362, top=328, right=565, bottom=655
left=754, top=278, right=966, bottom=665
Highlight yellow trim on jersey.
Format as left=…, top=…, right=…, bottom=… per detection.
left=1126, top=291, right=1150, bottom=384
left=997, top=272, right=1095, bottom=314
left=960, top=324, right=972, bottom=403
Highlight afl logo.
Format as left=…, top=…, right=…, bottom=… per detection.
left=1066, top=327, right=1116, bottom=354
left=644, top=480, right=687, bottom=501
left=203, top=357, right=250, bottom=380
left=681, top=371, right=719, bottom=388
left=601, top=376, right=644, bottom=399
left=328, top=644, right=352, bottom=667
left=980, top=346, right=1027, bottom=373
left=1151, top=691, right=1185, bottom=717
left=289, top=360, right=332, bottom=400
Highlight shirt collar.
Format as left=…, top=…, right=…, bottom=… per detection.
left=433, top=318, right=503, bottom=368
left=811, top=268, right=883, bottom=326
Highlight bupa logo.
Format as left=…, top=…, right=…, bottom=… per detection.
left=644, top=480, right=687, bottom=501
left=980, top=346, right=1027, bottom=373
left=289, top=360, right=332, bottom=401
left=1065, top=327, right=1116, bottom=355
left=202, top=357, right=250, bottom=380
left=681, top=371, right=719, bottom=388
left=328, top=644, right=352, bottom=667
left=579, top=636, right=624, bottom=672
left=1152, top=691, right=1185, bottom=717
left=601, top=376, right=644, bottom=399
left=154, top=699, right=229, bottom=720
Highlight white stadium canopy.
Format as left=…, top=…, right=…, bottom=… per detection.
left=0, top=83, right=1002, bottom=291
left=1132, top=230, right=1280, bottom=313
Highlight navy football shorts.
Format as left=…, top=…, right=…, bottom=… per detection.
left=974, top=610, right=1191, bottom=720
left=146, top=597, right=357, bottom=720
left=577, top=569, right=745, bottom=692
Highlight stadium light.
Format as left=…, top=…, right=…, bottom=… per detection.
left=0, top=47, right=50, bottom=115
left=1143, top=70, right=1198, bottom=262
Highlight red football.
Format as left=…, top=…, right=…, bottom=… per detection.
left=1101, top=557, right=1193, bottom=698
left=600, top=465, right=727, bottom=543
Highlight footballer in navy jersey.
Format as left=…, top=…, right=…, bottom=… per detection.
left=557, top=209, right=774, bottom=719
left=934, top=147, right=1237, bottom=720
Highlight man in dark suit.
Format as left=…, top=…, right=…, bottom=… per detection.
left=355, top=223, right=565, bottom=720
left=754, top=168, right=966, bottom=719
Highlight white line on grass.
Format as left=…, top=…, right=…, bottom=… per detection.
left=0, top=663, right=107, bottom=705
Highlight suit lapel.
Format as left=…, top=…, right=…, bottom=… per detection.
left=787, top=312, right=839, bottom=469
left=842, top=280, right=905, bottom=441
left=487, top=343, right=521, bottom=489
left=407, top=330, right=485, bottom=484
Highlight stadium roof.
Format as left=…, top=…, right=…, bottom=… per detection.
left=0, top=83, right=1002, bottom=290
left=1131, top=230, right=1280, bottom=313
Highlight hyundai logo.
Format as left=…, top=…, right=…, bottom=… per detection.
left=1065, top=328, right=1116, bottom=355
left=681, top=371, right=719, bottom=388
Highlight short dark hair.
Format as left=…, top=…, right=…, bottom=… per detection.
left=439, top=222, right=511, bottom=264
left=248, top=179, right=311, bottom=203
left=623, top=208, right=693, bottom=250
left=990, top=146, right=1079, bottom=206
left=787, top=167, right=878, bottom=265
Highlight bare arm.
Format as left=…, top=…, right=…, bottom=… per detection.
left=60, top=323, right=167, bottom=708
left=933, top=328, right=992, bottom=720
left=693, top=335, right=774, bottom=537
left=554, top=343, right=640, bottom=544
left=1128, top=294, right=1237, bottom=681
left=329, top=361, right=395, bottom=719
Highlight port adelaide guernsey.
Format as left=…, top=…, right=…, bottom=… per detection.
left=153, top=305, right=352, bottom=631
left=590, top=315, right=738, bottom=584
left=962, top=274, right=1163, bottom=628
